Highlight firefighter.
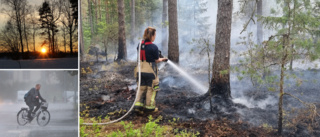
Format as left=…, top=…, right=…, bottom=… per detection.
left=134, top=27, right=167, bottom=113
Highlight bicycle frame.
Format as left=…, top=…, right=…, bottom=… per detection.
left=17, top=102, right=50, bottom=126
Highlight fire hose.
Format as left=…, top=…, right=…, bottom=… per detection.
left=82, top=41, right=143, bottom=125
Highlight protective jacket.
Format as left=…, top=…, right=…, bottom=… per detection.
left=26, top=88, right=45, bottom=106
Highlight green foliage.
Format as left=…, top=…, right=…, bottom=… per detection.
left=236, top=0, right=320, bottom=86
left=105, top=116, right=199, bottom=137
left=237, top=0, right=320, bottom=134
left=80, top=118, right=89, bottom=137
left=120, top=121, right=141, bottom=136
left=176, top=130, right=200, bottom=137
left=143, top=115, right=163, bottom=137
left=168, top=117, right=180, bottom=127
left=82, top=0, right=165, bottom=56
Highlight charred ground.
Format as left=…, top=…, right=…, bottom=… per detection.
left=80, top=61, right=320, bottom=136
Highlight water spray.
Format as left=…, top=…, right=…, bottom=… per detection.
left=166, top=60, right=208, bottom=94
left=159, top=50, right=207, bottom=94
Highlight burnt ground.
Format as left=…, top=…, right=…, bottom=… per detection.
left=80, top=61, right=320, bottom=136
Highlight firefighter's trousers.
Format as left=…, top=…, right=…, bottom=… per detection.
left=134, top=62, right=159, bottom=112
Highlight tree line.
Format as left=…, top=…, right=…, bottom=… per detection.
left=0, top=0, right=78, bottom=59
left=80, top=0, right=209, bottom=61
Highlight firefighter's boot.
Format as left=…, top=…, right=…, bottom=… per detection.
left=145, top=86, right=157, bottom=112
left=134, top=86, right=147, bottom=112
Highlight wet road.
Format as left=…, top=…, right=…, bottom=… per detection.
left=0, top=102, right=78, bottom=137
left=0, top=57, right=78, bottom=69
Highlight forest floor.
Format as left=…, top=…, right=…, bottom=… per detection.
left=80, top=61, right=320, bottom=137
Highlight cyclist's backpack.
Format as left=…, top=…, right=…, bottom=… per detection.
left=24, top=92, right=29, bottom=103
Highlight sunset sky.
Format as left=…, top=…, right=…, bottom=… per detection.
left=0, top=0, right=42, bottom=28
left=0, top=0, right=78, bottom=53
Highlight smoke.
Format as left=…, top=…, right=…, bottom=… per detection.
left=126, top=0, right=284, bottom=67
left=125, top=0, right=319, bottom=102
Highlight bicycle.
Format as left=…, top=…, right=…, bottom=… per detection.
left=17, top=102, right=51, bottom=126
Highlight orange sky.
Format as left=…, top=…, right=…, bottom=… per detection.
left=0, top=0, right=78, bottom=53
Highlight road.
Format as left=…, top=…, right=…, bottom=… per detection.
left=0, top=58, right=78, bottom=69
left=0, top=102, right=78, bottom=137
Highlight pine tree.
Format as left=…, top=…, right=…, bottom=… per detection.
left=210, top=0, right=233, bottom=98
left=168, top=0, right=179, bottom=63
left=117, top=0, right=127, bottom=60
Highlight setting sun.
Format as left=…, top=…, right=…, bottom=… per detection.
left=41, top=48, right=46, bottom=53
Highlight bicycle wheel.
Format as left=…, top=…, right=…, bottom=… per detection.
left=17, top=109, right=28, bottom=126
left=37, top=110, right=50, bottom=126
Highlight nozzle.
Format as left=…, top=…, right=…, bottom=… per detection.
left=158, top=50, right=168, bottom=62
left=159, top=50, right=164, bottom=58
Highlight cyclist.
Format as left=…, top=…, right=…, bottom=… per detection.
left=25, top=84, right=46, bottom=120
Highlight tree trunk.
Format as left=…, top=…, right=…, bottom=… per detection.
left=47, top=27, right=51, bottom=53
left=278, top=58, right=285, bottom=135
left=96, top=48, right=99, bottom=62
left=289, top=44, right=294, bottom=70
left=105, top=0, right=109, bottom=24
left=51, top=26, right=56, bottom=54
left=117, top=0, right=127, bottom=60
left=278, top=33, right=289, bottom=135
left=23, top=17, right=29, bottom=53
left=130, top=0, right=135, bottom=44
left=63, top=28, right=67, bottom=53
left=33, top=30, right=36, bottom=52
left=104, top=39, right=108, bottom=61
left=168, top=0, right=179, bottom=63
left=80, top=0, right=85, bottom=59
left=257, top=0, right=263, bottom=45
left=95, top=0, right=98, bottom=30
left=162, top=0, right=168, bottom=55
left=15, top=5, right=24, bottom=55
left=69, top=29, right=73, bottom=54
left=98, top=0, right=101, bottom=21
left=88, top=0, right=94, bottom=37
left=210, top=0, right=233, bottom=98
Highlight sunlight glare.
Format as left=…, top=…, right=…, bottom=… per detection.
left=41, top=48, right=46, bottom=53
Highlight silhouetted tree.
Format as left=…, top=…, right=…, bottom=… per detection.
left=1, top=0, right=28, bottom=55
left=29, top=7, right=40, bottom=52
left=61, top=0, right=78, bottom=54
left=0, top=20, right=21, bottom=55
left=39, top=1, right=54, bottom=53
left=39, top=1, right=62, bottom=54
